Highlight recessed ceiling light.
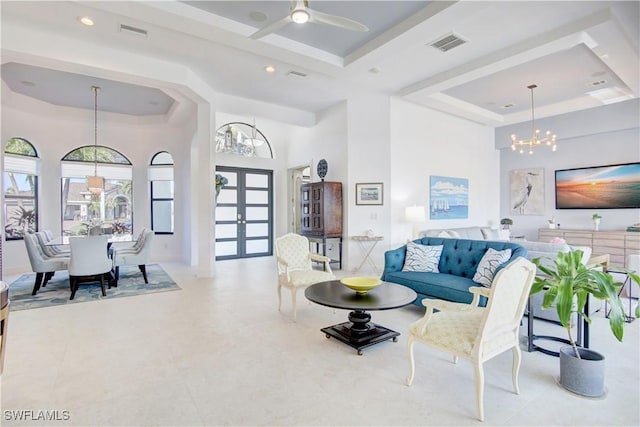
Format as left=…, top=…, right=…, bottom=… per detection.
left=368, top=67, right=380, bottom=74
left=501, top=103, right=515, bottom=109
left=79, top=16, right=95, bottom=26
left=249, top=11, right=267, bottom=22
left=148, top=101, right=159, bottom=106
left=20, top=80, right=36, bottom=87
left=264, top=65, right=276, bottom=74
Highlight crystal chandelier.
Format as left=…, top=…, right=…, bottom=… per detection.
left=511, top=84, right=557, bottom=155
left=87, top=86, right=104, bottom=193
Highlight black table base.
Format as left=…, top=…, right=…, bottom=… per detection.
left=321, top=309, right=400, bottom=355
left=527, top=295, right=588, bottom=357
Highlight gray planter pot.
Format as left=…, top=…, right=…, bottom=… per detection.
left=559, top=346, right=605, bottom=397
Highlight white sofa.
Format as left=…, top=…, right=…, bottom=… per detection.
left=519, top=240, right=596, bottom=322
left=419, top=226, right=506, bottom=241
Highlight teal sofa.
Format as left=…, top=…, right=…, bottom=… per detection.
left=381, top=237, right=527, bottom=306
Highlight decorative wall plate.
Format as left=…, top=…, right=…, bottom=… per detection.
left=317, top=159, right=328, bottom=180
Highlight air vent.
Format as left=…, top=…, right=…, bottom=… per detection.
left=119, top=23, right=148, bottom=38
left=429, top=33, right=467, bottom=52
left=286, top=70, right=307, bottom=78
left=588, top=79, right=607, bottom=87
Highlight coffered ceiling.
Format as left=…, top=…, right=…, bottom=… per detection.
left=1, top=1, right=638, bottom=126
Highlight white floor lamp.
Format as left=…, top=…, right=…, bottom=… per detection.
left=405, top=206, right=426, bottom=240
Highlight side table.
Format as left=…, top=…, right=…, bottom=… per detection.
left=351, top=235, right=383, bottom=273
left=605, top=266, right=637, bottom=323
left=587, top=253, right=610, bottom=270
left=527, top=294, right=589, bottom=356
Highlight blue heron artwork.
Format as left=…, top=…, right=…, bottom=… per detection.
left=429, top=176, right=469, bottom=219
left=510, top=168, right=545, bottom=215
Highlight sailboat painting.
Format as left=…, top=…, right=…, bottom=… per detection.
left=429, top=176, right=469, bottom=220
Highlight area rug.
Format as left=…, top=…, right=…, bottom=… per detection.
left=8, top=264, right=180, bottom=311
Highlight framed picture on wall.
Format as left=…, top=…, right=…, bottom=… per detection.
left=356, top=183, right=383, bottom=205
left=510, top=168, right=545, bottom=215
left=429, top=175, right=469, bottom=219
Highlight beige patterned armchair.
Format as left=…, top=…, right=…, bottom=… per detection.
left=406, top=257, right=536, bottom=421
left=275, top=233, right=335, bottom=321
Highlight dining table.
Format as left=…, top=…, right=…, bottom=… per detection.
left=44, top=234, right=133, bottom=246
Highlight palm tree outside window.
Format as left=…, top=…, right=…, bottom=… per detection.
left=61, top=145, right=133, bottom=236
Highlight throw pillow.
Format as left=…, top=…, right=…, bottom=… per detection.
left=437, top=231, right=451, bottom=238
left=473, top=248, right=512, bottom=287
left=447, top=230, right=461, bottom=238
left=402, top=242, right=443, bottom=272
left=481, top=228, right=501, bottom=240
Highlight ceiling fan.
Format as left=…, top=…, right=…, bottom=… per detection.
left=249, top=0, right=368, bottom=40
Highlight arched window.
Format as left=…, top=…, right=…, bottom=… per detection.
left=60, top=146, right=133, bottom=235
left=4, top=137, right=39, bottom=240
left=149, top=151, right=174, bottom=234
left=215, top=122, right=274, bottom=158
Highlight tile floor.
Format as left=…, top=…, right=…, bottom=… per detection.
left=1, top=257, right=638, bottom=426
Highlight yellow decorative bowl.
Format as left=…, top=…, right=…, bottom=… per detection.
left=340, top=277, right=382, bottom=295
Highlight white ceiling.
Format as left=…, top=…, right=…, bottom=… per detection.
left=1, top=1, right=638, bottom=126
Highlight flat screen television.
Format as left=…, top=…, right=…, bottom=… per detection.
left=555, top=162, right=640, bottom=209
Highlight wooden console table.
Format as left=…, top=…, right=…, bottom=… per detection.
left=539, top=228, right=640, bottom=268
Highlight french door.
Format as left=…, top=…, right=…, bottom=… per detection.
left=215, top=166, right=273, bottom=260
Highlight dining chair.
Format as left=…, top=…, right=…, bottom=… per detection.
left=108, top=227, right=147, bottom=258
left=275, top=233, right=335, bottom=321
left=406, top=257, right=536, bottom=421
left=111, top=230, right=154, bottom=287
left=42, top=230, right=71, bottom=256
left=35, top=231, right=70, bottom=258
left=68, top=235, right=113, bottom=300
left=24, top=233, right=70, bottom=295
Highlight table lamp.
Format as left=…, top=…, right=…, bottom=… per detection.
left=405, top=205, right=426, bottom=240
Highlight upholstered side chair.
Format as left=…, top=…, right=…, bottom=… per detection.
left=406, top=257, right=536, bottom=421
left=68, top=235, right=113, bottom=300
left=35, top=231, right=69, bottom=258
left=275, top=233, right=335, bottom=322
left=111, top=230, right=154, bottom=287
left=41, top=230, right=71, bottom=256
left=24, top=233, right=70, bottom=296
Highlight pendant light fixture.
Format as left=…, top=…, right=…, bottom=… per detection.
left=248, top=118, right=264, bottom=146
left=510, top=84, right=557, bottom=155
left=87, top=85, right=104, bottom=194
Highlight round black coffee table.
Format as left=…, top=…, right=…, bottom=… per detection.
left=305, top=280, right=417, bottom=355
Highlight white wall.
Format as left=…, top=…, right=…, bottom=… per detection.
left=389, top=98, right=500, bottom=249
left=2, top=92, right=194, bottom=275
left=345, top=94, right=391, bottom=271
left=498, top=99, right=640, bottom=240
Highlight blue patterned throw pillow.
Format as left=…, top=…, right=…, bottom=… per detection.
left=402, top=242, right=443, bottom=272
left=473, top=248, right=512, bottom=287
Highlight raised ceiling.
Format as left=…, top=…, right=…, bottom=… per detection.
left=2, top=62, right=175, bottom=116
left=1, top=1, right=638, bottom=126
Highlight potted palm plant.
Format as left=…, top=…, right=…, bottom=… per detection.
left=531, top=250, right=640, bottom=397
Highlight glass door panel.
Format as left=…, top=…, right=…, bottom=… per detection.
left=215, top=167, right=272, bottom=260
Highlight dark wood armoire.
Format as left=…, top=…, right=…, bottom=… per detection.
left=300, top=181, right=342, bottom=237
left=300, top=181, right=343, bottom=268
